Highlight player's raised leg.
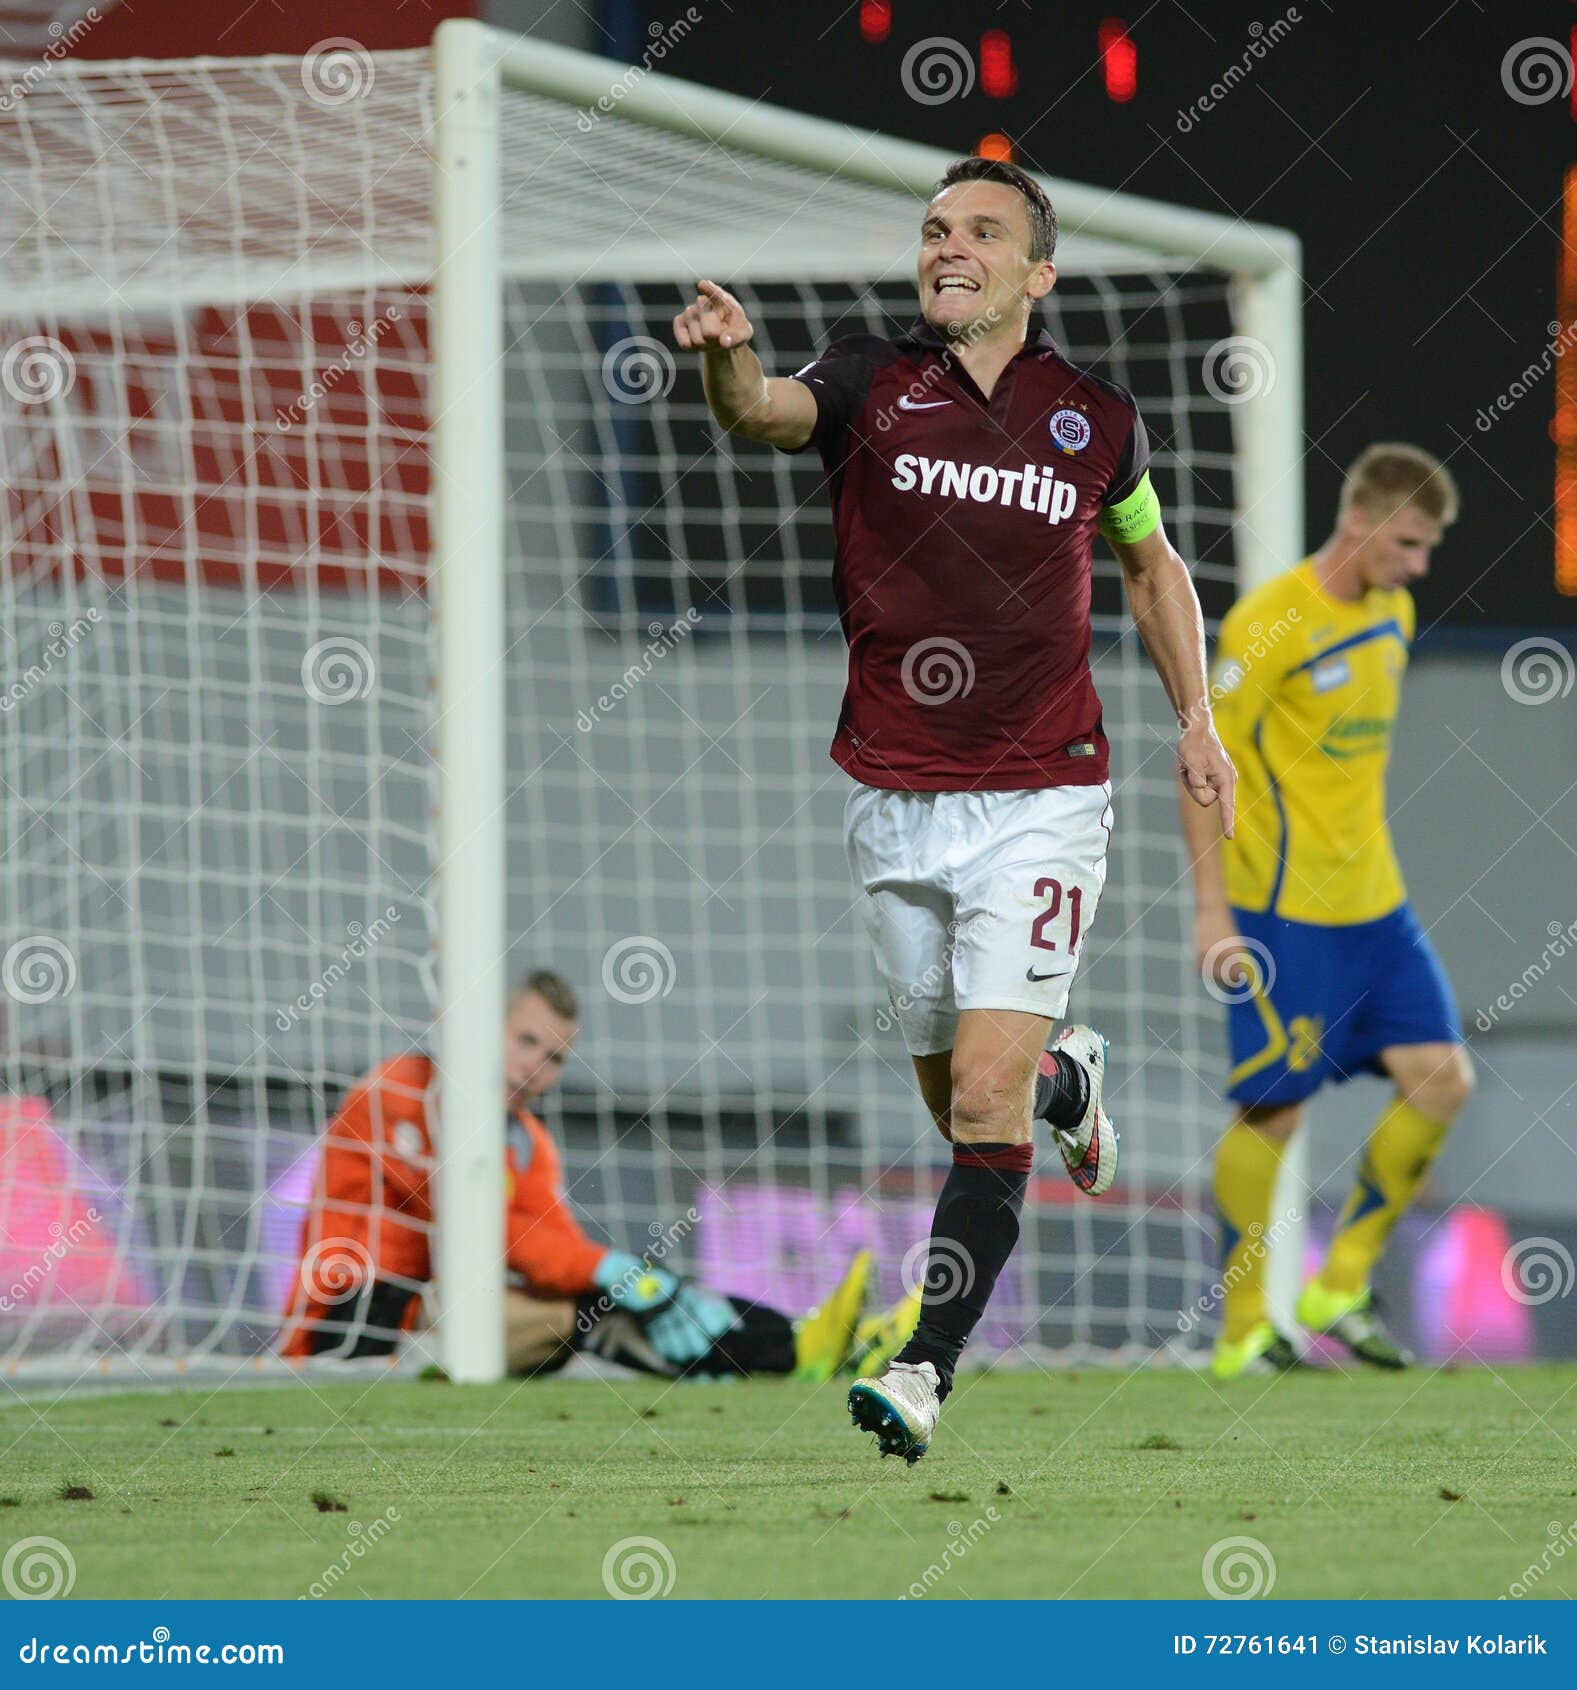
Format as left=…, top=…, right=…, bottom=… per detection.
left=849, top=1007, right=1045, bottom=1462
left=1300, top=1040, right=1474, bottom=1367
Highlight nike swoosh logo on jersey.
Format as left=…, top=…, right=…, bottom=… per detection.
left=897, top=396, right=952, bottom=410
left=1026, top=967, right=1060, bottom=982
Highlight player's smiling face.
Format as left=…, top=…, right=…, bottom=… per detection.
left=1352, top=502, right=1444, bottom=591
left=503, top=989, right=578, bottom=1106
left=918, top=180, right=1055, bottom=342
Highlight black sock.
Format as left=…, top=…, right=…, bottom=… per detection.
left=1034, top=1049, right=1089, bottom=1130
left=893, top=1142, right=1032, bottom=1400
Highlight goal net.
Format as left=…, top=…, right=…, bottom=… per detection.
left=0, top=27, right=1299, bottom=1378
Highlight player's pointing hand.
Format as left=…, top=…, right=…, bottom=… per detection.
left=673, top=278, right=755, bottom=352
left=1179, top=717, right=1236, bottom=840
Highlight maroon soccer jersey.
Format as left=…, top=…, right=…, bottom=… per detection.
left=783, top=320, right=1151, bottom=791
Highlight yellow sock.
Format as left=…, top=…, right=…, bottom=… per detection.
left=1213, top=1121, right=1286, bottom=1343
left=1320, top=1097, right=1449, bottom=1297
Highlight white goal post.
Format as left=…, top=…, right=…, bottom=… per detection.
left=0, top=20, right=1302, bottom=1386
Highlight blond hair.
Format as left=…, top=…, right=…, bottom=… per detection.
left=1339, top=442, right=1459, bottom=526
left=509, top=968, right=579, bottom=1021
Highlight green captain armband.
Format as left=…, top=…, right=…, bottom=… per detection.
left=1098, top=471, right=1162, bottom=545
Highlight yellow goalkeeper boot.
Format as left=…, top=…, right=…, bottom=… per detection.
left=793, top=1250, right=872, bottom=1381
left=843, top=1286, right=923, bottom=1378
left=1297, top=1278, right=1412, bottom=1369
left=1210, top=1319, right=1302, bottom=1380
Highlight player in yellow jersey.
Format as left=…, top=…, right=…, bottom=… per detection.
left=1181, top=444, right=1475, bottom=1377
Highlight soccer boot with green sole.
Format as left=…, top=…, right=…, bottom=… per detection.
left=1297, top=1279, right=1412, bottom=1369
left=1210, top=1319, right=1304, bottom=1380
left=848, top=1358, right=940, bottom=1464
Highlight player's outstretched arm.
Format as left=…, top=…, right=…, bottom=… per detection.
left=672, top=278, right=818, bottom=449
left=1109, top=523, right=1236, bottom=839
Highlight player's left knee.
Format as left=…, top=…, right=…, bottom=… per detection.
left=1398, top=1044, right=1475, bottom=1121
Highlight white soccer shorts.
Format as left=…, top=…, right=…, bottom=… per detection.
left=844, top=780, right=1113, bottom=1056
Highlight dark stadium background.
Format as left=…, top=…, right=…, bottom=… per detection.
left=60, top=0, right=1575, bottom=630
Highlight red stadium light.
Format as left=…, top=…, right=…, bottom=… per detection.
left=1099, top=18, right=1138, bottom=104
left=975, top=133, right=1015, bottom=162
left=980, top=29, right=1018, bottom=99
left=859, top=1, right=891, bottom=46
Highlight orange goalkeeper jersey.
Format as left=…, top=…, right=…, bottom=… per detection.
left=279, top=1053, right=609, bottom=1356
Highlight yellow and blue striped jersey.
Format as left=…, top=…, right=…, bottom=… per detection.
left=1210, top=559, right=1414, bottom=926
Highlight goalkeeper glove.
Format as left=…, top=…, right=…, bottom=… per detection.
left=592, top=1250, right=679, bottom=1313
left=642, top=1284, right=739, bottom=1369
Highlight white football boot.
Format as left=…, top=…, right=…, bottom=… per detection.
left=847, top=1359, right=941, bottom=1464
left=1040, top=1024, right=1118, bottom=1197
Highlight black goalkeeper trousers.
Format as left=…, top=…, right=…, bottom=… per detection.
left=573, top=1295, right=796, bottom=1378
left=304, top=1281, right=796, bottom=1377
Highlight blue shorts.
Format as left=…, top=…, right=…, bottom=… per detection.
left=1225, top=902, right=1461, bottom=1108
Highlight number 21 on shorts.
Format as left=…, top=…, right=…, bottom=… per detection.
left=1027, top=876, right=1083, bottom=978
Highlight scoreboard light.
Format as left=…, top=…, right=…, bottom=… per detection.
left=975, top=132, right=1015, bottom=162
left=980, top=29, right=1017, bottom=99
left=1098, top=17, right=1138, bottom=103
left=859, top=1, right=891, bottom=46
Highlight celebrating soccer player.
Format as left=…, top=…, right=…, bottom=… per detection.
left=675, top=159, right=1232, bottom=1460
left=281, top=970, right=917, bottom=1382
left=1182, top=444, right=1474, bottom=1378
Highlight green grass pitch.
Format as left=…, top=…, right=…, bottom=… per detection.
left=5, top=1366, right=1575, bottom=1600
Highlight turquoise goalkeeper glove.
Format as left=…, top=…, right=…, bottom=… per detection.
left=642, top=1284, right=739, bottom=1368
left=592, top=1250, right=679, bottom=1314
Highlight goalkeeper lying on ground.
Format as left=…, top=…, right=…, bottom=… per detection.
left=279, top=968, right=916, bottom=1379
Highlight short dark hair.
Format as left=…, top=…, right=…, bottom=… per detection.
left=510, top=968, right=579, bottom=1022
left=929, top=157, right=1058, bottom=264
